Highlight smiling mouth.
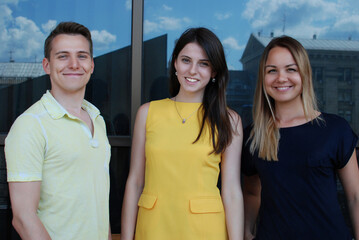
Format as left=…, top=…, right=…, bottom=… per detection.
left=275, top=86, right=292, bottom=91
left=185, top=77, right=198, bottom=83
left=63, top=73, right=84, bottom=76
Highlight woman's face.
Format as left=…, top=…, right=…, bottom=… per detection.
left=264, top=46, right=303, bottom=106
left=174, top=42, right=215, bottom=100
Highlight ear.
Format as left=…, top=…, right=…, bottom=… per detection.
left=42, top=58, right=51, bottom=74
left=174, top=59, right=178, bottom=73
left=211, top=71, right=217, bottom=79
left=91, top=59, right=94, bottom=74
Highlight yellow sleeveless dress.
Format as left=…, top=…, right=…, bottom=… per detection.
left=135, top=98, right=228, bottom=240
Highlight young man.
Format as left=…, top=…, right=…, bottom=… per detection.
left=5, top=22, right=112, bottom=240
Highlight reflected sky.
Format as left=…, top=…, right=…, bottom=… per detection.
left=1, top=0, right=358, bottom=70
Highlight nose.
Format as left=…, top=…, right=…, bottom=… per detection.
left=277, top=70, right=287, bottom=82
left=189, top=63, right=197, bottom=75
left=68, top=56, right=79, bottom=69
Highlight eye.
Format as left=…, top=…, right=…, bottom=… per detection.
left=287, top=68, right=297, bottom=72
left=181, top=57, right=190, bottom=64
left=78, top=54, right=88, bottom=59
left=57, top=55, right=67, bottom=59
left=267, top=68, right=276, bottom=74
left=199, top=61, right=210, bottom=67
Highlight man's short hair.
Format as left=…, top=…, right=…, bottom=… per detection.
left=44, top=21, right=93, bottom=60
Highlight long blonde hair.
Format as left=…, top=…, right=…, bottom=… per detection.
left=249, top=36, right=319, bottom=161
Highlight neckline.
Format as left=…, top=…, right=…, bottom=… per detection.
left=166, top=98, right=202, bottom=104
left=279, top=113, right=322, bottom=130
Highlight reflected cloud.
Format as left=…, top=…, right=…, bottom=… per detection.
left=0, top=2, right=118, bottom=62
left=242, top=0, right=359, bottom=39
left=91, top=30, right=117, bottom=49
left=215, top=12, right=232, bottom=20
left=0, top=0, right=20, bottom=5
left=41, top=20, right=57, bottom=33
left=163, top=4, right=172, bottom=11
left=223, top=37, right=244, bottom=50
left=0, top=7, right=45, bottom=62
left=125, top=0, right=131, bottom=10
left=144, top=16, right=191, bottom=35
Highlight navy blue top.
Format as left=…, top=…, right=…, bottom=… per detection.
left=242, top=113, right=358, bottom=240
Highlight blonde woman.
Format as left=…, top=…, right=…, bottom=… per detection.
left=242, top=36, right=359, bottom=240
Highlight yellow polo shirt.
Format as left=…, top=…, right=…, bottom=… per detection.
left=5, top=91, right=111, bottom=240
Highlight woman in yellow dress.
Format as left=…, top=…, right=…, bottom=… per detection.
left=121, top=27, right=244, bottom=240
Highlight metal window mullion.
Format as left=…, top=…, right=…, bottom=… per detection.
left=131, top=0, right=144, bottom=135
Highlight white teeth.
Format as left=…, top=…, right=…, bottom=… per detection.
left=277, top=87, right=290, bottom=90
left=186, top=78, right=197, bottom=82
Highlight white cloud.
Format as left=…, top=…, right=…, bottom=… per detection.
left=223, top=37, right=244, bottom=50
left=158, top=16, right=182, bottom=30
left=91, top=30, right=116, bottom=49
left=215, top=12, right=232, bottom=21
left=5, top=16, right=46, bottom=61
left=163, top=4, right=172, bottom=11
left=0, top=0, right=20, bottom=5
left=41, top=20, right=57, bottom=33
left=144, top=16, right=191, bottom=34
left=144, top=19, right=159, bottom=34
left=242, top=0, right=359, bottom=39
left=125, top=0, right=131, bottom=10
left=227, top=63, right=236, bottom=70
left=333, top=15, right=359, bottom=32
left=0, top=4, right=12, bottom=25
left=0, top=3, right=117, bottom=62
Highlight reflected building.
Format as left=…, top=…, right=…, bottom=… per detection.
left=226, top=70, right=254, bottom=128
left=240, top=33, right=359, bottom=135
left=0, top=62, right=45, bottom=86
left=0, top=34, right=168, bottom=135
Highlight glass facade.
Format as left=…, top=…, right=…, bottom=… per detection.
left=0, top=0, right=133, bottom=237
left=0, top=0, right=358, bottom=238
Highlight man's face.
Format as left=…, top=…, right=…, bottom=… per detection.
left=42, top=34, right=94, bottom=96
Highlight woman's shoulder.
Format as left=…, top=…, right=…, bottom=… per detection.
left=316, top=112, right=356, bottom=139
left=227, top=109, right=243, bottom=132
left=138, top=98, right=171, bottom=112
left=137, top=98, right=173, bottom=121
left=149, top=98, right=172, bottom=108
left=227, top=108, right=241, bottom=122
left=320, top=112, right=350, bottom=127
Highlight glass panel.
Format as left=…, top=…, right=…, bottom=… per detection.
left=143, top=0, right=359, bottom=134
left=0, top=147, right=9, bottom=208
left=143, top=0, right=358, bottom=233
left=0, top=146, right=20, bottom=240
left=0, top=0, right=132, bottom=136
left=0, top=1, right=133, bottom=237
left=109, top=147, right=131, bottom=233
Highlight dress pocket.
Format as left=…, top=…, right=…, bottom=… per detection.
left=137, top=193, right=157, bottom=210
left=189, top=196, right=224, bottom=214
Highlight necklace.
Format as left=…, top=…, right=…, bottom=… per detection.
left=173, top=97, right=201, bottom=124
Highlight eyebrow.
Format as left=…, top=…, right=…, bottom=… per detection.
left=265, top=63, right=297, bottom=68
left=55, top=50, right=91, bottom=56
left=180, top=54, right=209, bottom=62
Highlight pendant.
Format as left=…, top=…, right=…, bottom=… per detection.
left=182, top=119, right=186, bottom=124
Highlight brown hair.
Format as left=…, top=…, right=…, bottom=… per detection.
left=169, top=27, right=234, bottom=154
left=250, top=35, right=319, bottom=160
left=44, top=21, right=93, bottom=60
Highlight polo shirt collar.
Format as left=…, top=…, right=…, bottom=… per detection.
left=41, top=90, right=100, bottom=120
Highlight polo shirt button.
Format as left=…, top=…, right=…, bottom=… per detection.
left=90, top=139, right=99, bottom=148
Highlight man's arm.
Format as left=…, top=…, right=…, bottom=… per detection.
left=9, top=181, right=52, bottom=240
left=108, top=224, right=112, bottom=240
